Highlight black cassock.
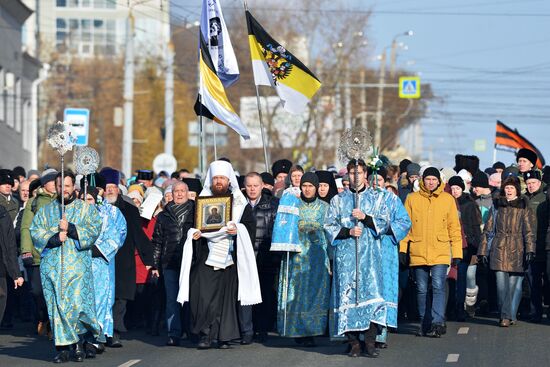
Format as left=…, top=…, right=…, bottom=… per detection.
left=189, top=204, right=256, bottom=342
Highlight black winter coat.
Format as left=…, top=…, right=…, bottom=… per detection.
left=248, top=193, right=280, bottom=273
left=525, top=185, right=549, bottom=260
left=0, top=206, right=20, bottom=279
left=151, top=201, right=194, bottom=270
left=457, top=194, right=482, bottom=249
left=113, top=195, right=153, bottom=300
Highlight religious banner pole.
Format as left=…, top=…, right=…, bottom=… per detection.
left=75, top=147, right=100, bottom=199
left=255, top=85, right=270, bottom=172
left=47, top=121, right=76, bottom=218
left=211, top=119, right=218, bottom=161
left=283, top=250, right=290, bottom=336
left=338, top=126, right=372, bottom=305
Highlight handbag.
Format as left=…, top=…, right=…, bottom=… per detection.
left=486, top=206, right=498, bottom=252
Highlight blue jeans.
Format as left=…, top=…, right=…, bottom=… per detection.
left=495, top=271, right=523, bottom=321
left=414, top=265, right=448, bottom=326
left=163, top=269, right=182, bottom=337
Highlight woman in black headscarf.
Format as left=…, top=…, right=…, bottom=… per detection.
left=315, top=170, right=338, bottom=203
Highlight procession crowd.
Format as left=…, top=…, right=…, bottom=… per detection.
left=0, top=147, right=549, bottom=363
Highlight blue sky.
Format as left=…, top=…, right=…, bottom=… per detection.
left=171, top=0, right=550, bottom=169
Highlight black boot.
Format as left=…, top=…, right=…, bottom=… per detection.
left=84, top=342, right=96, bottom=359
left=426, top=323, right=445, bottom=338
left=346, top=332, right=361, bottom=357
left=71, top=343, right=85, bottom=362
left=106, top=331, right=122, bottom=348
left=53, top=347, right=70, bottom=364
left=362, top=327, right=379, bottom=358
left=197, top=334, right=211, bottom=349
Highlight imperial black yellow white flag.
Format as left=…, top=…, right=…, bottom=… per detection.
left=246, top=10, right=322, bottom=115
left=194, top=33, right=250, bottom=139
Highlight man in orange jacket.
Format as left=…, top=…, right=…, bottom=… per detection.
left=399, top=167, right=462, bottom=338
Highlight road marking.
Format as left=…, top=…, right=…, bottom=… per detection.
left=446, top=354, right=460, bottom=363
left=118, top=360, right=141, bottom=367
left=457, top=327, right=469, bottom=335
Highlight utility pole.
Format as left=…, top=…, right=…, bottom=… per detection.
left=164, top=41, right=174, bottom=155
left=122, top=13, right=135, bottom=178
left=359, top=68, right=366, bottom=128
left=344, top=64, right=351, bottom=130
left=374, top=50, right=386, bottom=148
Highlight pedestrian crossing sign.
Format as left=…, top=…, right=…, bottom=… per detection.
left=399, top=76, right=421, bottom=99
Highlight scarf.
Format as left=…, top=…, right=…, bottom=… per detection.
left=177, top=222, right=262, bottom=306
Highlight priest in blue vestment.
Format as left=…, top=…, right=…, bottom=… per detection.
left=325, top=159, right=392, bottom=358
left=30, top=172, right=103, bottom=363
left=80, top=184, right=127, bottom=351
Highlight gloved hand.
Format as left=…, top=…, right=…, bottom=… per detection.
left=525, top=252, right=535, bottom=263
left=399, top=252, right=408, bottom=268
left=477, top=255, right=489, bottom=266
left=451, top=258, right=461, bottom=267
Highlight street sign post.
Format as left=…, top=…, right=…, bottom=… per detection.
left=399, top=76, right=421, bottom=99
left=64, top=108, right=90, bottom=146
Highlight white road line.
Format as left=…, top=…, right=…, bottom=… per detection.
left=457, top=327, right=469, bottom=335
left=118, top=359, right=141, bottom=367
left=446, top=354, right=460, bottom=363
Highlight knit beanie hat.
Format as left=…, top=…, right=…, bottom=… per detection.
left=448, top=176, right=465, bottom=191
left=422, top=167, right=441, bottom=181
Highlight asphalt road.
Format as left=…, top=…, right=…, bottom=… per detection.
left=1, top=317, right=549, bottom=366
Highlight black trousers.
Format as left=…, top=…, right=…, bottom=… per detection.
left=113, top=299, right=127, bottom=333
left=252, top=270, right=278, bottom=333
left=0, top=277, right=7, bottom=322
left=28, top=266, right=48, bottom=323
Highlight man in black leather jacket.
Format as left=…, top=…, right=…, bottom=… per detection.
left=241, top=172, right=279, bottom=343
left=151, top=181, right=194, bottom=346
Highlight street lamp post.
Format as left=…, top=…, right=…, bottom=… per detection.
left=390, top=30, right=413, bottom=78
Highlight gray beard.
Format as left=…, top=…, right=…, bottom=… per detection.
left=105, top=195, right=117, bottom=204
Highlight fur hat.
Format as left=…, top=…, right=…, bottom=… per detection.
left=0, top=169, right=14, bottom=186
left=523, top=170, right=542, bottom=182
left=516, top=148, right=538, bottom=167
left=501, top=176, right=521, bottom=196
left=454, top=154, right=480, bottom=176
left=271, top=159, right=292, bottom=178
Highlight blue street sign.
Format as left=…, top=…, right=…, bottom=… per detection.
left=64, top=108, right=90, bottom=146
left=399, top=76, right=421, bottom=99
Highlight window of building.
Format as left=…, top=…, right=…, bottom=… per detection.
left=57, top=0, right=116, bottom=8
left=57, top=17, right=118, bottom=57
left=5, top=72, right=14, bottom=128
left=15, top=78, right=21, bottom=133
left=22, top=100, right=32, bottom=151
